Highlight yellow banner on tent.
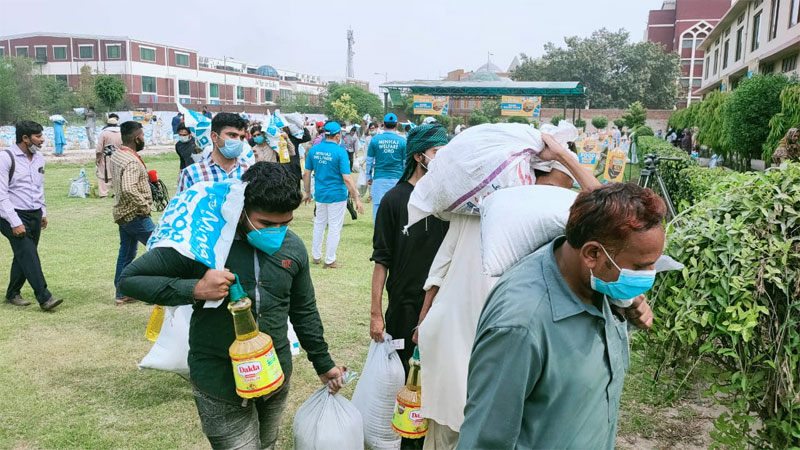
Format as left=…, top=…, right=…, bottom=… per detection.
left=603, top=148, right=628, bottom=183
left=578, top=139, right=601, bottom=168
left=413, top=95, right=449, bottom=115
left=500, top=96, right=541, bottom=117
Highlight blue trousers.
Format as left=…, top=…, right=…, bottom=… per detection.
left=114, top=216, right=155, bottom=299
left=371, top=178, right=399, bottom=223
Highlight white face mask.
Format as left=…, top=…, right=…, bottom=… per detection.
left=178, top=135, right=190, bottom=143
left=29, top=144, right=40, bottom=153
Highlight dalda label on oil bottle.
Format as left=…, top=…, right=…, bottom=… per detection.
left=231, top=344, right=284, bottom=398
left=391, top=398, right=428, bottom=438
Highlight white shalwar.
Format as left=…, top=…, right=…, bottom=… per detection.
left=418, top=214, right=496, bottom=433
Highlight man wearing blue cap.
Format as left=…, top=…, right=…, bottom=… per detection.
left=303, top=121, right=364, bottom=268
left=366, top=113, right=406, bottom=223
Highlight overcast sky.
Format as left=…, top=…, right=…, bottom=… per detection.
left=1, top=0, right=660, bottom=93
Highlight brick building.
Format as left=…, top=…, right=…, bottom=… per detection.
left=646, top=0, right=733, bottom=107
left=0, top=32, right=358, bottom=108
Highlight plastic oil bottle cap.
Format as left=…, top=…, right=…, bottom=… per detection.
left=229, top=274, right=247, bottom=303
left=412, top=345, right=420, bottom=361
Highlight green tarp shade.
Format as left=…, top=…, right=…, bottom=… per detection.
left=380, top=80, right=584, bottom=97
left=389, top=89, right=404, bottom=105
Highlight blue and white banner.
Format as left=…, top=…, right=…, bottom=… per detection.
left=177, top=103, right=213, bottom=149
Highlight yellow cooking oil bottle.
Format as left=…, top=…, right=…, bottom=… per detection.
left=278, top=135, right=291, bottom=163
left=144, top=305, right=166, bottom=342
left=228, top=275, right=284, bottom=399
left=392, top=346, right=428, bottom=439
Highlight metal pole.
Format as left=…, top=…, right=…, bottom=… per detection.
left=562, top=96, right=567, bottom=121
left=383, top=91, right=389, bottom=115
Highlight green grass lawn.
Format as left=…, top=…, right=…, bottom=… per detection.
left=0, top=153, right=701, bottom=449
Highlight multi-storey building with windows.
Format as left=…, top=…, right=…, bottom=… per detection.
left=0, top=32, right=347, bottom=108
left=646, top=0, right=733, bottom=107
left=697, top=0, right=800, bottom=96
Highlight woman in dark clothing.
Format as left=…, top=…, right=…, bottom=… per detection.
left=680, top=128, right=693, bottom=154
left=175, top=124, right=200, bottom=170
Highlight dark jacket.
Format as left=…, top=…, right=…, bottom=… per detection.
left=175, top=136, right=199, bottom=170
left=171, top=115, right=182, bottom=134
left=287, top=128, right=311, bottom=179
left=118, top=233, right=336, bottom=405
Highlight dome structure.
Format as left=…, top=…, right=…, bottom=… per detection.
left=468, top=70, right=501, bottom=82
left=475, top=61, right=503, bottom=73
left=257, top=65, right=279, bottom=78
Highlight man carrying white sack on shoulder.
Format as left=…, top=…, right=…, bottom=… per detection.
left=413, top=135, right=655, bottom=450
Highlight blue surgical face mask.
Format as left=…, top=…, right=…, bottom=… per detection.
left=590, top=244, right=656, bottom=301
left=245, top=213, right=288, bottom=255
left=218, top=137, right=244, bottom=159
left=253, top=135, right=265, bottom=145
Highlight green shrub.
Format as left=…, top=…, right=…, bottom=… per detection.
left=622, top=101, right=647, bottom=128
left=671, top=165, right=733, bottom=208
left=637, top=163, right=800, bottom=448
left=507, top=116, right=529, bottom=124
left=468, top=110, right=489, bottom=126
left=574, top=117, right=586, bottom=129
left=763, top=85, right=800, bottom=162
left=633, top=125, right=654, bottom=137
left=550, top=114, right=564, bottom=125
left=695, top=91, right=729, bottom=153
left=591, top=115, right=608, bottom=130
left=637, top=136, right=697, bottom=210
left=613, top=118, right=626, bottom=129
left=721, top=74, right=792, bottom=170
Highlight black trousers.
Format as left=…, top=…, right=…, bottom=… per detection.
left=0, top=209, right=52, bottom=304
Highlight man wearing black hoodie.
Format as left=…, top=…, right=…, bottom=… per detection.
left=174, top=124, right=200, bottom=171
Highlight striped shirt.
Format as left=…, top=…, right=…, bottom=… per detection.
left=177, top=153, right=247, bottom=193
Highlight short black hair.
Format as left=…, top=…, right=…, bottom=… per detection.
left=211, top=112, right=248, bottom=135
left=241, top=162, right=302, bottom=213
left=250, top=125, right=263, bottom=134
left=120, top=121, right=143, bottom=141
left=384, top=121, right=397, bottom=129
left=404, top=124, right=411, bottom=132
left=176, top=124, right=191, bottom=134
left=15, top=120, right=43, bottom=143
left=108, top=113, right=119, bottom=120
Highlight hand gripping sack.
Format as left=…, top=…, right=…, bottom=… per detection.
left=480, top=185, right=578, bottom=277
left=351, top=335, right=406, bottom=449
left=293, top=385, right=364, bottom=450
left=406, top=122, right=577, bottom=229
left=139, top=180, right=246, bottom=374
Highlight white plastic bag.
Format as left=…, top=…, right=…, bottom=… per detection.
left=287, top=319, right=301, bottom=356
left=285, top=112, right=306, bottom=139
left=138, top=305, right=192, bottom=374
left=293, top=384, right=364, bottom=450
left=352, top=335, right=406, bottom=450
left=406, top=122, right=577, bottom=229
left=68, top=169, right=90, bottom=198
left=480, top=185, right=578, bottom=276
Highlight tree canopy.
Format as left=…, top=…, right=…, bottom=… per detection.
left=512, top=28, right=681, bottom=109
left=324, top=83, right=382, bottom=123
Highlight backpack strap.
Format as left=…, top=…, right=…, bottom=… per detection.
left=2, top=149, right=14, bottom=184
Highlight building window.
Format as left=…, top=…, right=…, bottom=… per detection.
left=738, top=14, right=745, bottom=25
left=55, top=74, right=67, bottom=84
left=769, top=0, right=781, bottom=41
left=16, top=46, right=29, bottom=58
left=79, top=45, right=93, bottom=59
left=263, top=90, right=273, bottom=102
left=142, top=76, right=156, bottom=93
left=681, top=60, right=692, bottom=68
left=140, top=47, right=156, bottom=62
left=791, top=0, right=800, bottom=26
left=179, top=80, right=190, bottom=96
left=680, top=78, right=690, bottom=88
left=713, top=49, right=720, bottom=74
left=106, top=45, right=121, bottom=59
left=723, top=40, right=730, bottom=69
left=237, top=86, right=245, bottom=100
left=34, top=47, right=47, bottom=63
left=735, top=28, right=744, bottom=61
left=681, top=38, right=694, bottom=49
left=176, top=53, right=190, bottom=67
left=761, top=62, right=776, bottom=73
left=210, top=83, right=219, bottom=98
left=692, top=79, right=702, bottom=88
left=53, top=46, right=67, bottom=60
left=782, top=54, right=798, bottom=72
left=0, top=48, right=4, bottom=58
left=753, top=12, right=763, bottom=50
left=705, top=56, right=711, bottom=79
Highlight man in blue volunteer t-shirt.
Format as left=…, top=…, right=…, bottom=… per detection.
left=366, top=113, right=406, bottom=223
left=303, top=121, right=364, bottom=269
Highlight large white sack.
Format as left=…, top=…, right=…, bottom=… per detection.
left=138, top=305, right=192, bottom=374
left=480, top=185, right=578, bottom=277
left=351, top=335, right=406, bottom=450
left=293, top=386, right=364, bottom=450
left=406, top=122, right=577, bottom=228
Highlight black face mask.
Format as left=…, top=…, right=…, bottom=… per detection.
left=135, top=139, right=145, bottom=152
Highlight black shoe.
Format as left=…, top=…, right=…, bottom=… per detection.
left=40, top=297, right=63, bottom=312
left=5, top=295, right=31, bottom=306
